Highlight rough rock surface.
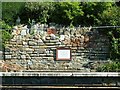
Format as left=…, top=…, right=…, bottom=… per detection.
left=3, top=24, right=110, bottom=72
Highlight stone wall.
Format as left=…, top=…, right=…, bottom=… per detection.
left=3, top=24, right=110, bottom=72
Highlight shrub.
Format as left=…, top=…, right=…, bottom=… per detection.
left=0, top=20, right=12, bottom=50
left=2, top=2, right=25, bottom=25
left=96, top=61, right=120, bottom=72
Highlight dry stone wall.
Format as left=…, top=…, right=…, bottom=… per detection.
left=3, top=24, right=110, bottom=72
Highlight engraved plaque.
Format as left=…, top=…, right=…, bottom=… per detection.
left=56, top=48, right=71, bottom=60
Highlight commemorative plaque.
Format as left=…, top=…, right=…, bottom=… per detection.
left=56, top=48, right=71, bottom=60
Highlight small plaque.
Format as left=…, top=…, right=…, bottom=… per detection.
left=56, top=48, right=71, bottom=60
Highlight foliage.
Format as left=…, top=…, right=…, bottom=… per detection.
left=2, top=2, right=25, bottom=25
left=108, top=28, right=120, bottom=60
left=97, top=4, right=120, bottom=69
left=100, top=6, right=120, bottom=26
left=0, top=19, right=11, bottom=29
left=2, top=2, right=114, bottom=26
left=101, top=6, right=120, bottom=60
left=0, top=20, right=12, bottom=49
left=80, top=2, right=113, bottom=26
left=49, top=2, right=84, bottom=26
left=97, top=61, right=120, bottom=72
left=49, top=2, right=113, bottom=26
left=19, top=2, right=54, bottom=24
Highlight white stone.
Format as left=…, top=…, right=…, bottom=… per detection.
left=50, top=34, right=56, bottom=40
left=21, top=55, right=26, bottom=59
left=12, top=30, right=17, bottom=35
left=60, top=35, right=65, bottom=41
left=21, top=29, right=27, bottom=36
left=38, top=39, right=43, bottom=43
left=46, top=36, right=51, bottom=40
left=80, top=35, right=84, bottom=43
left=13, top=26, right=18, bottom=30
left=5, top=55, right=11, bottom=59
left=23, top=41, right=27, bottom=45
left=27, top=60, right=33, bottom=65
left=28, top=41, right=37, bottom=45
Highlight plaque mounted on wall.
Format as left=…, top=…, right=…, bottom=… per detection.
left=56, top=48, right=71, bottom=60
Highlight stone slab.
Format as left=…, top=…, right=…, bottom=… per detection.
left=1, top=72, right=120, bottom=77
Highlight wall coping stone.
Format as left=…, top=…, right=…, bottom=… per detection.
left=1, top=72, right=120, bottom=77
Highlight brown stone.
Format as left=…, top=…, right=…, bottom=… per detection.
left=2, top=62, right=23, bottom=72
left=72, top=43, right=78, bottom=47
left=47, top=28, right=54, bottom=35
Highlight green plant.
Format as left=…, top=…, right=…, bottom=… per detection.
left=0, top=20, right=12, bottom=49
left=107, top=28, right=120, bottom=60
left=19, top=2, right=54, bottom=24
left=96, top=61, right=120, bottom=72
left=2, top=2, right=25, bottom=25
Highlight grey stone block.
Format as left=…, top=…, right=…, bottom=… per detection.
left=26, top=51, right=33, bottom=54
left=34, top=49, right=45, bottom=54
left=5, top=52, right=10, bottom=54
left=28, top=41, right=37, bottom=45
left=39, top=54, right=47, bottom=56
left=5, top=48, right=10, bottom=52
left=20, top=55, right=26, bottom=59
left=13, top=57, right=17, bottom=59
left=46, top=36, right=51, bottom=40
left=5, top=55, right=12, bottom=59
left=30, top=54, right=39, bottom=57
left=46, top=54, right=54, bottom=56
